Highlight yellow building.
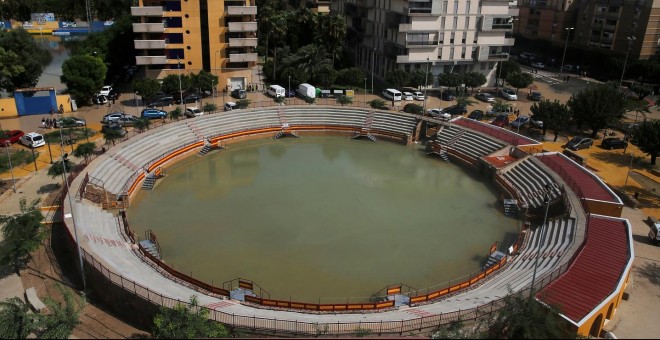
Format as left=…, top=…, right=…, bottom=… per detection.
left=131, top=0, right=258, bottom=91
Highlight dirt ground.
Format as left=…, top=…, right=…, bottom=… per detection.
left=2, top=73, right=659, bottom=338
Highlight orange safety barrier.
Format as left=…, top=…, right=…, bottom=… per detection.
left=242, top=294, right=394, bottom=312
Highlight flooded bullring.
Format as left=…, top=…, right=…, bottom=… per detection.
left=127, top=136, right=519, bottom=303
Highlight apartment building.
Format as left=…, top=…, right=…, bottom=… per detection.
left=131, top=0, right=258, bottom=91
left=516, top=0, right=660, bottom=60
left=331, top=0, right=518, bottom=86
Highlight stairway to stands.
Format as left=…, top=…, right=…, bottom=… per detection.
left=198, top=144, right=212, bottom=156
left=277, top=109, right=289, bottom=127
left=503, top=198, right=519, bottom=216
left=141, top=173, right=156, bottom=190
left=138, top=239, right=160, bottom=260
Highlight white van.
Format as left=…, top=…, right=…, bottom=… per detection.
left=382, top=88, right=402, bottom=101
left=267, top=85, right=286, bottom=98
left=297, top=83, right=316, bottom=98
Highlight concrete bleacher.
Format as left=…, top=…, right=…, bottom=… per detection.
left=283, top=107, right=370, bottom=128
left=501, top=156, right=562, bottom=208
left=370, top=111, right=417, bottom=136
left=436, top=125, right=506, bottom=160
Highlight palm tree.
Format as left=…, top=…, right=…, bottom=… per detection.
left=284, top=44, right=331, bottom=82
left=0, top=297, right=35, bottom=339
left=270, top=13, right=289, bottom=81
left=323, top=14, right=347, bottom=65
left=35, top=284, right=85, bottom=339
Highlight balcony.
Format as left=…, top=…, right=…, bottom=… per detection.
left=131, top=6, right=164, bottom=17
left=132, top=23, right=165, bottom=33
left=603, top=24, right=616, bottom=32
left=229, top=53, right=258, bottom=63
left=134, top=39, right=167, bottom=49
left=228, top=38, right=258, bottom=47
left=227, top=6, right=257, bottom=16
left=136, top=55, right=167, bottom=65
left=228, top=21, right=258, bottom=32
left=406, top=40, right=438, bottom=48
left=486, top=52, right=510, bottom=61
left=481, top=17, right=514, bottom=31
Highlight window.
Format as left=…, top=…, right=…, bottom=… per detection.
left=465, top=17, right=470, bottom=29
left=450, top=32, right=455, bottom=44
left=450, top=47, right=454, bottom=59
left=467, top=1, right=471, bottom=13
left=454, top=1, right=458, bottom=13
left=441, top=17, right=446, bottom=29
left=461, top=47, right=466, bottom=59
left=453, top=17, right=458, bottom=29
left=443, top=0, right=448, bottom=13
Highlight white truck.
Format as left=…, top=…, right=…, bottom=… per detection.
left=297, top=83, right=316, bottom=99
left=648, top=216, right=660, bottom=245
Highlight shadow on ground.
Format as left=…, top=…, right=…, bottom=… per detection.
left=37, top=183, right=61, bottom=194
left=635, top=262, right=660, bottom=286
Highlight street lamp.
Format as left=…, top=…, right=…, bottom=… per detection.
left=371, top=48, right=376, bottom=94
left=288, top=76, right=291, bottom=106
left=559, top=27, right=574, bottom=77
left=134, top=91, right=139, bottom=116
left=58, top=125, right=87, bottom=292
left=4, top=142, right=16, bottom=192
left=529, top=184, right=552, bottom=301
left=214, top=50, right=221, bottom=103
left=177, top=57, right=184, bottom=113
left=364, top=77, right=367, bottom=108
left=620, top=36, right=636, bottom=88
left=423, top=57, right=430, bottom=114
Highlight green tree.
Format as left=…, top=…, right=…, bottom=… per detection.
left=407, top=69, right=433, bottom=88
left=455, top=95, right=477, bottom=108
left=152, top=296, right=229, bottom=339
left=0, top=198, right=46, bottom=273
left=133, top=78, right=162, bottom=105
left=487, top=293, right=571, bottom=339
left=337, top=67, right=365, bottom=87
left=463, top=72, right=487, bottom=93
left=438, top=73, right=464, bottom=92
left=161, top=74, right=191, bottom=98
left=283, top=44, right=331, bottom=82
left=168, top=107, right=182, bottom=121
left=567, top=84, right=627, bottom=138
left=72, top=142, right=96, bottom=164
left=190, top=70, right=218, bottom=95
left=337, top=95, right=353, bottom=106
left=202, top=103, right=217, bottom=114
left=319, top=14, right=347, bottom=65
left=403, top=103, right=423, bottom=115
left=630, top=83, right=653, bottom=100
left=314, top=64, right=338, bottom=88
left=236, top=99, right=251, bottom=109
left=0, top=297, right=35, bottom=339
left=385, top=69, right=410, bottom=89
left=269, top=13, right=289, bottom=81
left=134, top=117, right=152, bottom=132
left=303, top=95, right=315, bottom=105
left=0, top=28, right=51, bottom=93
left=490, top=99, right=511, bottom=115
left=47, top=158, right=75, bottom=179
left=506, top=72, right=534, bottom=93
left=60, top=55, right=107, bottom=105
left=496, top=60, right=520, bottom=84
left=35, top=284, right=85, bottom=339
left=274, top=96, right=285, bottom=105
left=281, top=67, right=309, bottom=86
left=630, top=119, right=660, bottom=165
left=102, top=128, right=123, bottom=146
left=530, top=99, right=572, bottom=141
left=369, top=99, right=387, bottom=110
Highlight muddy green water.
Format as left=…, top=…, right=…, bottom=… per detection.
left=128, top=136, right=519, bottom=302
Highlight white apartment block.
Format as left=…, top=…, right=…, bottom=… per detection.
left=332, top=0, right=518, bottom=86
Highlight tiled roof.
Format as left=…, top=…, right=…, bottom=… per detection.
left=535, top=153, right=620, bottom=203
left=538, top=216, right=630, bottom=325
left=454, top=117, right=539, bottom=146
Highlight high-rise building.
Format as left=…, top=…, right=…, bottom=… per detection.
left=332, top=0, right=518, bottom=86
left=131, top=0, right=258, bottom=91
left=515, top=0, right=659, bottom=60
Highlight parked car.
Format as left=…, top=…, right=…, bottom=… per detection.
left=107, top=90, right=120, bottom=101
left=467, top=110, right=485, bottom=121
left=99, top=85, right=113, bottom=96
left=224, top=101, right=237, bottom=111
left=444, top=105, right=468, bottom=116
left=500, top=88, right=518, bottom=100
left=141, top=108, right=168, bottom=119
left=231, top=89, right=247, bottom=99
left=527, top=91, right=542, bottom=101
left=531, top=62, right=545, bottom=69
left=413, top=91, right=425, bottom=101
left=566, top=136, right=594, bottom=150
left=440, top=91, right=456, bottom=101
left=285, top=89, right=296, bottom=98
left=562, top=64, right=575, bottom=72
left=101, top=123, right=127, bottom=137
left=102, top=112, right=126, bottom=124
left=0, top=130, right=25, bottom=146
left=601, top=138, right=628, bottom=150
left=486, top=106, right=513, bottom=117
left=19, top=132, right=45, bottom=148
left=510, top=115, right=530, bottom=128
left=475, top=92, right=495, bottom=103
left=491, top=115, right=510, bottom=128
left=530, top=116, right=543, bottom=129
left=148, top=95, right=174, bottom=107
left=427, top=108, right=451, bottom=120
left=402, top=92, right=414, bottom=101
left=54, top=117, right=85, bottom=128
left=116, top=115, right=139, bottom=127
left=93, top=94, right=108, bottom=105
left=182, top=93, right=201, bottom=104
left=185, top=107, right=204, bottom=118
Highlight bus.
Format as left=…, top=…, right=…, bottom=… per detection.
left=382, top=88, right=402, bottom=101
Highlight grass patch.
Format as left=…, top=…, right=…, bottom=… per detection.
left=0, top=148, right=38, bottom=173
